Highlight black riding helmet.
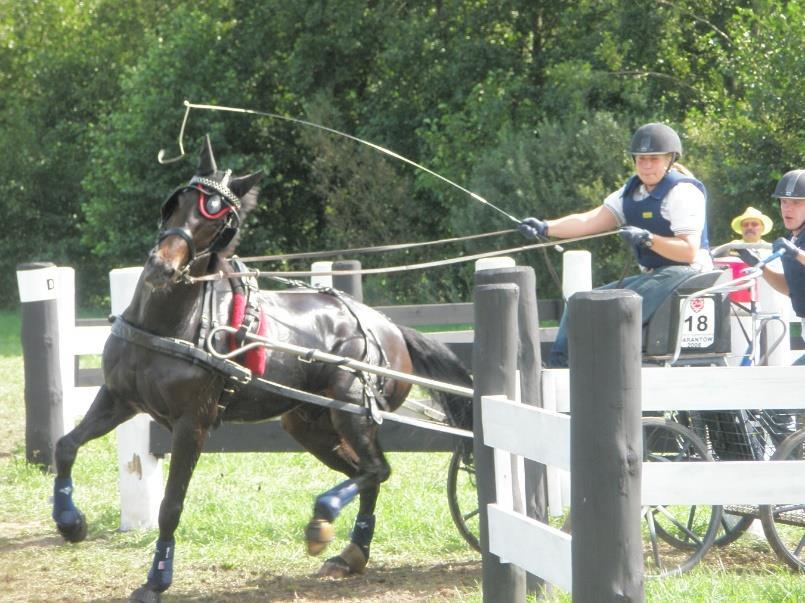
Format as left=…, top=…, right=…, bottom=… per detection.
left=772, top=169, right=805, bottom=199
left=629, top=123, right=683, bottom=162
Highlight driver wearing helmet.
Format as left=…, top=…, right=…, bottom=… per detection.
left=738, top=169, right=805, bottom=365
left=519, top=123, right=711, bottom=367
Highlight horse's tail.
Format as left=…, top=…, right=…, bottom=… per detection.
left=399, top=325, right=473, bottom=431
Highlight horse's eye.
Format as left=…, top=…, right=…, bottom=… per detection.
left=205, top=194, right=223, bottom=215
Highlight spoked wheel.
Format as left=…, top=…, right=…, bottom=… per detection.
left=715, top=510, right=755, bottom=547
left=447, top=444, right=481, bottom=552
left=759, top=427, right=805, bottom=571
left=642, top=418, right=721, bottom=577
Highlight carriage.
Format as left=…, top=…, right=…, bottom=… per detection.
left=445, top=245, right=805, bottom=577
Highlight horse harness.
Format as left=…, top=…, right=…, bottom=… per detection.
left=268, top=273, right=392, bottom=424
left=110, top=262, right=392, bottom=424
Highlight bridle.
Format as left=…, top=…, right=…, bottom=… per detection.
left=156, top=170, right=242, bottom=278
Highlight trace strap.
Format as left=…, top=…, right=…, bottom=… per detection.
left=206, top=325, right=474, bottom=399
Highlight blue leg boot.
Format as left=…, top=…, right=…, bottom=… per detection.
left=306, top=479, right=359, bottom=556
left=52, top=477, right=87, bottom=542
left=130, top=538, right=175, bottom=602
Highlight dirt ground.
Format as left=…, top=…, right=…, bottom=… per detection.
left=0, top=518, right=481, bottom=603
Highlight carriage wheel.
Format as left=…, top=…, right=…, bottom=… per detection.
left=714, top=512, right=754, bottom=547
left=642, top=418, right=721, bottom=577
left=446, top=445, right=481, bottom=552
left=759, top=427, right=805, bottom=571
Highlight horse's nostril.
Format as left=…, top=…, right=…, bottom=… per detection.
left=145, top=253, right=177, bottom=286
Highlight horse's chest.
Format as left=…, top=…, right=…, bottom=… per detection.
left=103, top=336, right=223, bottom=418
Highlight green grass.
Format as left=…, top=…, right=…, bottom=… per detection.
left=0, top=309, right=21, bottom=356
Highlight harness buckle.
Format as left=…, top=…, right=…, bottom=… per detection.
left=298, top=349, right=317, bottom=364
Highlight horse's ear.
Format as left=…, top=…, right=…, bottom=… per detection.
left=197, top=134, right=217, bottom=176
left=230, top=170, right=264, bottom=199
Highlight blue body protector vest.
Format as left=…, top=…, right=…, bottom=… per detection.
left=622, top=170, right=710, bottom=269
left=781, top=231, right=805, bottom=317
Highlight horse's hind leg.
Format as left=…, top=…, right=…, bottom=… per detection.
left=53, top=385, right=136, bottom=542
left=284, top=397, right=390, bottom=578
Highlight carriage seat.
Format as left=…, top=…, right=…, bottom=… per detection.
left=643, top=269, right=732, bottom=361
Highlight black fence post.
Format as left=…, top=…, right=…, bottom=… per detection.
left=475, top=266, right=547, bottom=592
left=332, top=260, right=363, bottom=302
left=568, top=290, right=644, bottom=602
left=473, top=282, right=526, bottom=603
left=16, top=262, right=64, bottom=470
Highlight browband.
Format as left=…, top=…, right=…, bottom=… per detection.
left=189, top=170, right=241, bottom=208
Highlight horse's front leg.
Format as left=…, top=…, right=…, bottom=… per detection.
left=129, top=414, right=207, bottom=603
left=53, top=385, right=136, bottom=542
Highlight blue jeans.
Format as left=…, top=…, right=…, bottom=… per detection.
left=548, top=265, right=698, bottom=368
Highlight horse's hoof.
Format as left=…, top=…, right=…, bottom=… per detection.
left=318, top=543, right=368, bottom=578
left=129, top=585, right=161, bottom=603
left=305, top=518, right=335, bottom=556
left=56, top=510, right=87, bottom=543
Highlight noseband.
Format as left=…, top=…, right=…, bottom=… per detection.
left=157, top=171, right=242, bottom=278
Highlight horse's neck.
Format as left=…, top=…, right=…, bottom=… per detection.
left=124, top=257, right=223, bottom=340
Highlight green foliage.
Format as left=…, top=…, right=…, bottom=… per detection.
left=685, top=1, right=805, bottom=246
left=0, top=0, right=189, bottom=306
left=463, top=113, right=634, bottom=297
left=0, top=0, right=802, bottom=307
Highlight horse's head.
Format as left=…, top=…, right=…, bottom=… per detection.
left=145, top=135, right=263, bottom=288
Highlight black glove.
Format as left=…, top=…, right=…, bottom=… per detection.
left=517, top=217, right=548, bottom=240
left=773, top=237, right=801, bottom=259
left=619, top=225, right=653, bottom=248
left=736, top=248, right=760, bottom=267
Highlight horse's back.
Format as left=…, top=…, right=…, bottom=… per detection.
left=260, top=290, right=406, bottom=350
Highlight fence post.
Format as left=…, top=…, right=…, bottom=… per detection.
left=51, top=267, right=79, bottom=429
left=568, top=290, right=644, bottom=602
left=311, top=261, right=333, bottom=288
left=332, top=260, right=362, bottom=302
left=110, top=267, right=163, bottom=531
left=562, top=250, right=592, bottom=298
left=16, top=262, right=63, bottom=470
left=475, top=264, right=547, bottom=593
left=473, top=282, right=526, bottom=603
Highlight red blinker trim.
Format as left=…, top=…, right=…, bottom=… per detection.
left=197, top=190, right=231, bottom=220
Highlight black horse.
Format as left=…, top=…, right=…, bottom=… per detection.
left=50, top=136, right=472, bottom=602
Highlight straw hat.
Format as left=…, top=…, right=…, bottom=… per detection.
left=730, top=206, right=773, bottom=235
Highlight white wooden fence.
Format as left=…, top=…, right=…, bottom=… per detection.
left=482, top=364, right=805, bottom=593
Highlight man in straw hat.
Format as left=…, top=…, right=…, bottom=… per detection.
left=731, top=206, right=773, bottom=244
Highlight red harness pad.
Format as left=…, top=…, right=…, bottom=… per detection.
left=228, top=292, right=267, bottom=376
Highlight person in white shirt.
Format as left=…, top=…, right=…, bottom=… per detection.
left=518, top=123, right=710, bottom=367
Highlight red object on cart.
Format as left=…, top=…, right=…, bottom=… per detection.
left=713, top=256, right=756, bottom=303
